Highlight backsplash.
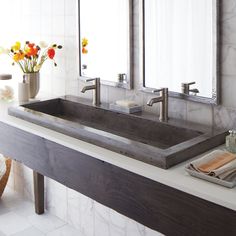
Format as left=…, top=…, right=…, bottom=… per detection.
left=3, top=1, right=236, bottom=236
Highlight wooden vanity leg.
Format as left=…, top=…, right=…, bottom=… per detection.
left=33, top=171, right=44, bottom=214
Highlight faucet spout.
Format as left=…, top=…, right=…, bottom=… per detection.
left=81, top=85, right=96, bottom=93
left=147, top=97, right=163, bottom=106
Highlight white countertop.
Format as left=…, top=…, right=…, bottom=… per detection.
left=0, top=99, right=235, bottom=212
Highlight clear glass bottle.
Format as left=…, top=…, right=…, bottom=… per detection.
left=226, top=130, right=236, bottom=153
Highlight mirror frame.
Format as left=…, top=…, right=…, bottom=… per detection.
left=140, top=0, right=221, bottom=105
left=78, top=0, right=133, bottom=90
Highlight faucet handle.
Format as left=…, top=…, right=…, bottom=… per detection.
left=80, top=76, right=100, bottom=82
left=181, top=82, right=195, bottom=86
left=152, top=87, right=168, bottom=93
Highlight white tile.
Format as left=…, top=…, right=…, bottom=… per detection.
left=41, top=16, right=53, bottom=36
left=46, top=178, right=67, bottom=221
left=221, top=75, right=236, bottom=109
left=168, top=97, right=187, bottom=120
left=65, top=15, right=77, bottom=37
left=23, top=166, right=34, bottom=202
left=52, top=15, right=65, bottom=36
left=41, top=0, right=52, bottom=16
left=222, top=44, right=236, bottom=76
left=46, top=224, right=84, bottom=236
left=78, top=195, right=94, bottom=236
left=107, top=87, right=126, bottom=104
left=126, top=219, right=145, bottom=236
left=27, top=212, right=66, bottom=233
left=12, top=200, right=35, bottom=218
left=67, top=189, right=81, bottom=230
left=0, top=201, right=10, bottom=216
left=52, top=0, right=65, bottom=16
left=0, top=189, right=25, bottom=210
left=213, top=105, right=236, bottom=129
left=11, top=227, right=45, bottom=236
left=109, top=209, right=126, bottom=230
left=94, top=202, right=110, bottom=236
left=65, top=0, right=77, bottom=16
left=0, top=231, right=5, bottom=236
left=27, top=0, right=41, bottom=16
left=0, top=212, right=31, bottom=235
left=28, top=17, right=41, bottom=37
left=13, top=173, right=25, bottom=197
left=186, top=101, right=213, bottom=126
left=145, top=227, right=164, bottom=236
left=109, top=224, right=126, bottom=236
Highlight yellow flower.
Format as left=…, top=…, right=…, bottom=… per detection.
left=13, top=52, right=25, bottom=62
left=82, top=38, right=88, bottom=47
left=11, top=42, right=21, bottom=51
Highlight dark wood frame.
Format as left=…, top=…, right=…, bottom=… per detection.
left=0, top=121, right=235, bottom=236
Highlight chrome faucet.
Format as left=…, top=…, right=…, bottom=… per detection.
left=147, top=88, right=168, bottom=122
left=181, top=82, right=199, bottom=95
left=81, top=77, right=101, bottom=105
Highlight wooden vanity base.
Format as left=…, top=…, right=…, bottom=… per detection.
left=0, top=121, right=235, bottom=236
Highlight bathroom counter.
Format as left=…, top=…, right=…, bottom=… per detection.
left=0, top=100, right=235, bottom=212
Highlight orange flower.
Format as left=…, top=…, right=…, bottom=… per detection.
left=27, top=47, right=38, bottom=56
left=24, top=42, right=39, bottom=57
left=82, top=47, right=88, bottom=54
left=28, top=42, right=35, bottom=48
left=47, top=48, right=55, bottom=59
left=13, top=52, right=25, bottom=62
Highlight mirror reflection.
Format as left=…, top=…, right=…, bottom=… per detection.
left=79, top=0, right=132, bottom=89
left=143, top=0, right=218, bottom=103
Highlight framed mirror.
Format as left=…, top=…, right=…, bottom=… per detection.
left=140, top=0, right=220, bottom=104
left=78, top=0, right=133, bottom=89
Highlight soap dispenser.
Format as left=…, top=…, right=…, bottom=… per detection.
left=226, top=130, right=236, bottom=153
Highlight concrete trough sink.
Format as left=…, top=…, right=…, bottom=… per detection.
left=8, top=95, right=227, bottom=169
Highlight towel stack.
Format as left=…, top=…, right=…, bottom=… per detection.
left=189, top=150, right=236, bottom=182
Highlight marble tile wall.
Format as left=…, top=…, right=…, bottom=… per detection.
left=5, top=0, right=236, bottom=236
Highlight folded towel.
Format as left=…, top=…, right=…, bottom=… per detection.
left=115, top=100, right=138, bottom=108
left=198, top=152, right=236, bottom=173
left=189, top=150, right=236, bottom=181
left=210, top=159, right=236, bottom=178
left=218, top=168, right=236, bottom=181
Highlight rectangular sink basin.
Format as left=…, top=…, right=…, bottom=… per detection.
left=8, top=96, right=227, bottom=169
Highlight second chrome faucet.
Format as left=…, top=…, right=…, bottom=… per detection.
left=147, top=88, right=168, bottom=122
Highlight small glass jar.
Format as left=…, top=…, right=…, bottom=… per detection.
left=226, top=130, right=236, bottom=153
